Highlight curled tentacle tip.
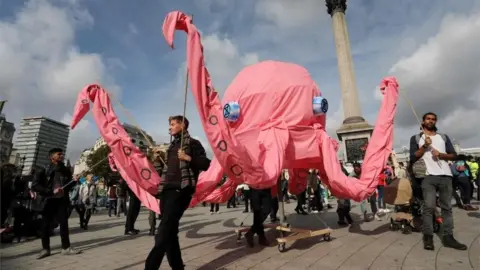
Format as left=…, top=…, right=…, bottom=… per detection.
left=162, top=11, right=192, bottom=49
left=379, top=76, right=399, bottom=94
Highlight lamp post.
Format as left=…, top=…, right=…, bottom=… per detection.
left=20, top=155, right=26, bottom=175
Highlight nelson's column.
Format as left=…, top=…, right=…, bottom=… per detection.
left=326, top=0, right=374, bottom=162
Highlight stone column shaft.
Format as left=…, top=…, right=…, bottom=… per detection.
left=331, top=11, right=362, bottom=121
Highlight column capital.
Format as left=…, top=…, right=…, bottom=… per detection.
left=326, top=0, right=347, bottom=16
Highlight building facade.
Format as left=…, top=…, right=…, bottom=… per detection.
left=77, top=123, right=156, bottom=173
left=73, top=148, right=93, bottom=175
left=0, top=114, right=16, bottom=164
left=15, top=117, right=70, bottom=175
left=8, top=148, right=22, bottom=167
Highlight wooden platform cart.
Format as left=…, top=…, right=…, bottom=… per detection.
left=235, top=182, right=333, bottom=252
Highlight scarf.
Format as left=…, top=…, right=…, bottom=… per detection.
left=160, top=130, right=195, bottom=191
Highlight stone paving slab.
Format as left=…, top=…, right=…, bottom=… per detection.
left=1, top=201, right=479, bottom=270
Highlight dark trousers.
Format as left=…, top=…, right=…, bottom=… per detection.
left=41, top=199, right=70, bottom=250
left=422, top=175, right=453, bottom=236
left=227, top=195, right=236, bottom=208
left=455, top=176, right=472, bottom=205
left=296, top=190, right=306, bottom=210
left=210, top=203, right=219, bottom=212
left=68, top=204, right=85, bottom=226
left=249, top=188, right=272, bottom=237
left=270, top=197, right=278, bottom=219
left=312, top=190, right=323, bottom=211
left=149, top=210, right=156, bottom=230
left=243, top=189, right=252, bottom=212
left=12, top=203, right=29, bottom=238
left=125, top=190, right=141, bottom=232
left=145, top=188, right=193, bottom=270
left=337, top=199, right=352, bottom=223
left=108, top=199, right=117, bottom=216
left=82, top=207, right=92, bottom=226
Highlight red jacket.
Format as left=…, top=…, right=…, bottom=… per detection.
left=377, top=173, right=386, bottom=186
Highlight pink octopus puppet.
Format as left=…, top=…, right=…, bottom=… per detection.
left=162, top=11, right=400, bottom=205
left=69, top=11, right=399, bottom=215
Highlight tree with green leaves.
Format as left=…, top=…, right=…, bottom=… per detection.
left=86, top=144, right=111, bottom=177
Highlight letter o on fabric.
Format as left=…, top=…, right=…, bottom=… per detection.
left=208, top=115, right=218, bottom=125
left=141, top=168, right=152, bottom=180
left=101, top=107, right=107, bottom=115
left=112, top=127, right=118, bottom=134
left=230, top=164, right=243, bottom=176
left=217, top=140, right=227, bottom=151
left=81, top=99, right=89, bottom=104
left=123, top=146, right=132, bottom=156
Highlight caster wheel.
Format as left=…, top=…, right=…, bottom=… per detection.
left=323, top=233, right=331, bottom=242
left=389, top=223, right=399, bottom=231
left=236, top=232, right=242, bottom=241
left=278, top=243, right=286, bottom=252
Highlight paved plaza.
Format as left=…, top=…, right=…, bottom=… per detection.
left=1, top=201, right=479, bottom=270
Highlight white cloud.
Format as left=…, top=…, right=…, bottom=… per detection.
left=0, top=0, right=120, bottom=160
left=254, top=0, right=329, bottom=29
left=140, top=32, right=260, bottom=154
left=389, top=12, right=480, bottom=147
left=128, top=23, right=138, bottom=34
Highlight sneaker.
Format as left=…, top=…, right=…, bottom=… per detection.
left=378, top=209, right=385, bottom=213
left=61, top=247, right=80, bottom=255
left=37, top=249, right=51, bottom=260
left=443, top=235, right=467, bottom=250
left=423, top=234, right=434, bottom=250
left=374, top=214, right=382, bottom=221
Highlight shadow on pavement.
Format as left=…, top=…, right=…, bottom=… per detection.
left=467, top=212, right=480, bottom=219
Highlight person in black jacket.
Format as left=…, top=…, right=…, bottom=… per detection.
left=145, top=115, right=211, bottom=270
left=31, top=148, right=79, bottom=259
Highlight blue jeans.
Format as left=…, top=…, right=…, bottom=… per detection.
left=377, top=185, right=385, bottom=209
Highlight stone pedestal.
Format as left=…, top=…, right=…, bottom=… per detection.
left=326, top=0, right=374, bottom=162
left=336, top=124, right=373, bottom=163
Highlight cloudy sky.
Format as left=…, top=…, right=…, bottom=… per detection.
left=1, top=0, right=479, bottom=161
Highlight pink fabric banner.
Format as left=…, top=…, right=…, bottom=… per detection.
left=71, top=85, right=160, bottom=213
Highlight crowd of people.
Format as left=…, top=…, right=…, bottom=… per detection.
left=1, top=112, right=479, bottom=269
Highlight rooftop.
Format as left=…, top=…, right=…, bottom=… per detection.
left=22, top=116, right=69, bottom=128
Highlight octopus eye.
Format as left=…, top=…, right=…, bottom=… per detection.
left=313, top=96, right=328, bottom=115
left=223, top=101, right=241, bottom=122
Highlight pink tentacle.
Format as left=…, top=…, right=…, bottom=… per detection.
left=316, top=77, right=399, bottom=201
left=71, top=85, right=161, bottom=213
left=162, top=11, right=279, bottom=190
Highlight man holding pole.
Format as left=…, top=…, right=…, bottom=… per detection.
left=32, top=148, right=80, bottom=259
left=145, top=115, right=210, bottom=270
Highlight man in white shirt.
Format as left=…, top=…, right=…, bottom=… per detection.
left=409, top=112, right=467, bottom=251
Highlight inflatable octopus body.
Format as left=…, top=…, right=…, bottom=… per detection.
left=163, top=11, right=400, bottom=205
